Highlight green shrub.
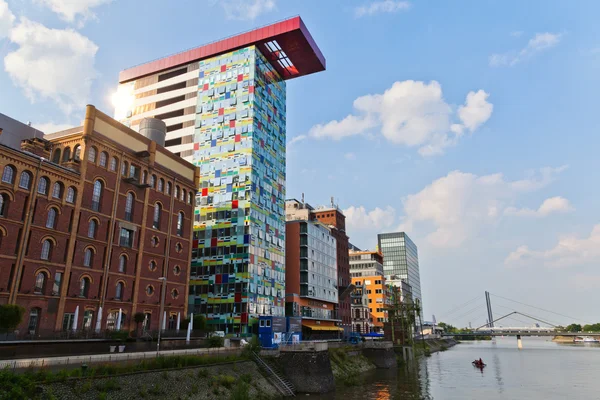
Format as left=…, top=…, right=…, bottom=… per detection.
left=212, top=374, right=236, bottom=388
left=208, top=336, right=224, bottom=348
left=197, top=369, right=209, bottom=378
left=230, top=381, right=251, bottom=400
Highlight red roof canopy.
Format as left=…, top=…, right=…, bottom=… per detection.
left=119, top=16, right=325, bottom=83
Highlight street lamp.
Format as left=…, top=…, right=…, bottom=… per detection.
left=156, top=277, right=167, bottom=357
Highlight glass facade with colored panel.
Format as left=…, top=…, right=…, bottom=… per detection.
left=189, top=45, right=286, bottom=334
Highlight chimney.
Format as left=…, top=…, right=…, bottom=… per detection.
left=20, top=137, right=52, bottom=159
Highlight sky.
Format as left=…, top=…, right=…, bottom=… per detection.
left=1, top=0, right=599, bottom=328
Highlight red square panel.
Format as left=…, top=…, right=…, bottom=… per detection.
left=219, top=108, right=224, bottom=116
left=237, top=74, right=244, bottom=82
left=203, top=84, right=209, bottom=90
left=235, top=134, right=241, bottom=142
left=202, top=188, right=208, bottom=196
left=229, top=120, right=236, bottom=128
left=194, top=143, right=199, bottom=150
left=221, top=65, right=226, bottom=72
left=232, top=200, right=238, bottom=209
left=235, top=293, right=242, bottom=303
left=216, top=274, right=222, bottom=284
left=248, top=85, right=254, bottom=94
left=211, top=238, right=217, bottom=247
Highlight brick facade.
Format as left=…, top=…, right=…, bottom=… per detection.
left=0, top=106, right=198, bottom=336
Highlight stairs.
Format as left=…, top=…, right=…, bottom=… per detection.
left=252, top=352, right=296, bottom=397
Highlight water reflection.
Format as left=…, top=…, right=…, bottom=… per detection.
left=492, top=353, right=503, bottom=394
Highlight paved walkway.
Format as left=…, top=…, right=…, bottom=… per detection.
left=0, top=346, right=239, bottom=370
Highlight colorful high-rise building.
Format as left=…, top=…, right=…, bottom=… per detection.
left=115, top=17, right=326, bottom=334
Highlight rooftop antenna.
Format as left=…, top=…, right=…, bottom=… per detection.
left=301, top=192, right=305, bottom=206
left=330, top=196, right=334, bottom=208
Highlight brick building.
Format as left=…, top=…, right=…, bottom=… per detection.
left=0, top=106, right=198, bottom=336
left=312, top=203, right=352, bottom=336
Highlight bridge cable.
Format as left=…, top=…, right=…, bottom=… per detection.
left=492, top=303, right=563, bottom=326
left=437, top=294, right=484, bottom=321
left=450, top=304, right=486, bottom=323
left=489, top=293, right=588, bottom=324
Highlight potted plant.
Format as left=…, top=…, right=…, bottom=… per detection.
left=109, top=331, right=129, bottom=352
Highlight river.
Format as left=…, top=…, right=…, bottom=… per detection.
left=308, top=337, right=600, bottom=399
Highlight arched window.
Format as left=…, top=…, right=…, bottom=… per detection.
left=41, top=239, right=52, bottom=260
left=2, top=165, right=15, bottom=184
left=174, top=186, right=179, bottom=199
left=110, top=157, right=118, bottom=172
left=121, top=161, right=128, bottom=177
left=153, top=203, right=161, bottom=229
left=19, top=171, right=32, bottom=190
left=38, top=177, right=49, bottom=194
left=62, top=147, right=71, bottom=162
left=158, top=178, right=164, bottom=192
left=125, top=192, right=134, bottom=221
left=88, top=146, right=97, bottom=163
left=52, top=182, right=63, bottom=199
left=73, top=144, right=81, bottom=160
left=115, top=282, right=123, bottom=300
left=46, top=208, right=58, bottom=229
left=166, top=182, right=171, bottom=195
left=188, top=191, right=194, bottom=205
left=99, top=152, right=108, bottom=167
left=149, top=260, right=157, bottom=272
left=91, top=180, right=103, bottom=211
left=0, top=193, right=7, bottom=217
left=66, top=187, right=76, bottom=203
left=34, top=272, right=46, bottom=293
left=79, top=277, right=90, bottom=298
left=52, top=148, right=61, bottom=163
left=88, top=219, right=97, bottom=239
left=118, top=255, right=126, bottom=273
left=83, top=248, right=93, bottom=267
left=177, top=212, right=184, bottom=236
left=181, top=189, right=186, bottom=202
left=141, top=171, right=147, bottom=185
left=149, top=174, right=156, bottom=188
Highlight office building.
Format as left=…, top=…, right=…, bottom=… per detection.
left=378, top=232, right=421, bottom=309
left=0, top=106, right=197, bottom=336
left=285, top=199, right=341, bottom=338
left=115, top=17, right=326, bottom=334
left=312, top=202, right=352, bottom=335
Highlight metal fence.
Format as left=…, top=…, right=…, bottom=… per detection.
left=0, top=346, right=240, bottom=370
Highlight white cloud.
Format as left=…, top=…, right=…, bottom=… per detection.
left=399, top=167, right=567, bottom=248
left=505, top=225, right=600, bottom=268
left=490, top=32, right=563, bottom=67
left=37, top=0, right=113, bottom=25
left=34, top=122, right=75, bottom=134
left=220, top=0, right=276, bottom=20
left=288, top=135, right=306, bottom=146
left=0, top=0, right=14, bottom=39
left=4, top=18, right=99, bottom=114
left=355, top=0, right=410, bottom=17
left=309, top=80, right=493, bottom=156
left=344, top=152, right=356, bottom=160
left=510, top=31, right=523, bottom=38
left=504, top=196, right=574, bottom=217
left=344, top=205, right=397, bottom=248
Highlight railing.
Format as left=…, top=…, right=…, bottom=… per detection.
left=0, top=328, right=202, bottom=342
left=252, top=352, right=295, bottom=397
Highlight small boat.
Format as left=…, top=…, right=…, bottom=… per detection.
left=583, top=337, right=599, bottom=343
left=574, top=337, right=584, bottom=343
left=472, top=360, right=486, bottom=368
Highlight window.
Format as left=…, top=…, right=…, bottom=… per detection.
left=149, top=260, right=157, bottom=271
left=87, top=219, right=97, bottom=239
left=73, top=145, right=81, bottom=160
left=46, top=208, right=57, bottom=228
left=171, top=289, right=179, bottom=299
left=121, top=161, right=128, bottom=176
left=146, top=285, right=154, bottom=296
left=125, top=192, right=134, bottom=221
left=41, top=239, right=52, bottom=260
left=83, top=310, right=93, bottom=330
left=174, top=186, right=179, bottom=199
left=91, top=180, right=103, bottom=211
left=188, top=192, right=194, bottom=204
left=173, top=265, right=181, bottom=275
left=151, top=236, right=159, bottom=247
left=66, top=187, right=76, bottom=203
left=158, top=178, right=164, bottom=192
left=38, top=177, right=49, bottom=195
left=28, top=308, right=40, bottom=334
left=175, top=243, right=182, bottom=253
left=129, top=164, right=137, bottom=179
left=115, top=282, right=123, bottom=300
left=52, top=182, right=63, bottom=199
left=19, top=171, right=32, bottom=190
left=149, top=174, right=156, bottom=188
left=52, top=272, right=62, bottom=295
left=177, top=212, right=184, bottom=236
left=110, top=157, right=118, bottom=172
left=1, top=165, right=15, bottom=184
left=166, top=182, right=171, bottom=195
left=118, top=255, right=126, bottom=273
left=99, top=152, right=108, bottom=167
left=62, top=147, right=71, bottom=162
left=83, top=248, right=93, bottom=267
left=88, top=146, right=97, bottom=163
left=0, top=194, right=6, bottom=217
left=52, top=149, right=61, bottom=163
left=34, top=272, right=46, bottom=293
left=119, top=228, right=134, bottom=247
left=80, top=277, right=90, bottom=297
left=153, top=203, right=161, bottom=229
left=181, top=189, right=186, bottom=201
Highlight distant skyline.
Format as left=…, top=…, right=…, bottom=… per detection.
left=1, top=0, right=599, bottom=327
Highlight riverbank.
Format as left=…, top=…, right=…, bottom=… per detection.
left=414, top=338, right=458, bottom=357
left=552, top=335, right=574, bottom=343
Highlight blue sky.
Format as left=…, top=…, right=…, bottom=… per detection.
left=1, top=0, right=599, bottom=327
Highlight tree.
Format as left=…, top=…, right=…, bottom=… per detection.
left=438, top=322, right=457, bottom=333
left=0, top=304, right=26, bottom=333
left=565, top=324, right=582, bottom=332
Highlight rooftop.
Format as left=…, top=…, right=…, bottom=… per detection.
left=119, top=16, right=325, bottom=83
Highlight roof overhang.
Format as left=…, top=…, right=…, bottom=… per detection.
left=119, top=16, right=325, bottom=83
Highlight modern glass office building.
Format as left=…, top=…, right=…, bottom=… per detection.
left=377, top=232, right=421, bottom=309
left=115, top=17, right=326, bottom=334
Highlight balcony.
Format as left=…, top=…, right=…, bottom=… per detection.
left=300, top=306, right=340, bottom=321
